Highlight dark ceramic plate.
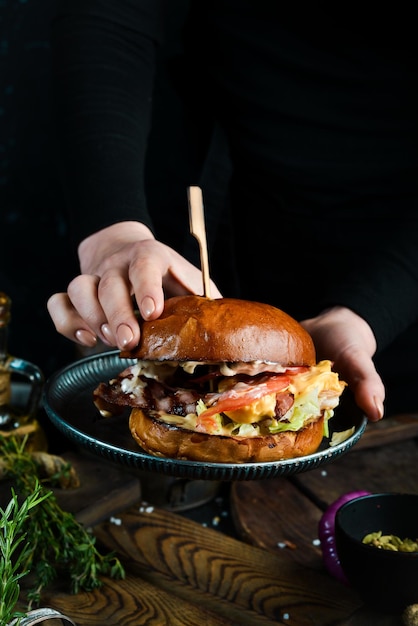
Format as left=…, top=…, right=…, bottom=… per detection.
left=43, top=351, right=367, bottom=481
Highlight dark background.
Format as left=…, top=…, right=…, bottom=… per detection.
left=0, top=0, right=78, bottom=378
left=0, top=0, right=232, bottom=451
left=0, top=0, right=234, bottom=383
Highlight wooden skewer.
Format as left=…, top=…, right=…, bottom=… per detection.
left=187, top=186, right=212, bottom=299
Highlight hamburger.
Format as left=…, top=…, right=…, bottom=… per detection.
left=93, top=295, right=346, bottom=463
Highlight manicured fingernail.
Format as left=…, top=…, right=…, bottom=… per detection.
left=116, top=323, right=134, bottom=347
left=101, top=324, right=115, bottom=346
left=141, top=296, right=155, bottom=318
left=75, top=329, right=97, bottom=347
left=374, top=396, right=384, bottom=420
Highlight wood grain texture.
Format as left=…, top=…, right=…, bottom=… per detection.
left=293, top=437, right=418, bottom=508
left=230, top=477, right=324, bottom=570
left=52, top=451, right=142, bottom=526
left=0, top=450, right=141, bottom=525
left=230, top=436, right=418, bottom=567
left=15, top=418, right=416, bottom=624
left=42, top=575, right=235, bottom=626
left=354, top=414, right=418, bottom=450
left=230, top=424, right=418, bottom=625
left=91, top=505, right=362, bottom=626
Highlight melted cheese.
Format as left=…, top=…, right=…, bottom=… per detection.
left=288, top=360, right=346, bottom=398
left=223, top=393, right=277, bottom=423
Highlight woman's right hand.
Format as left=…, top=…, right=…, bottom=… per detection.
left=301, top=306, right=385, bottom=422
left=47, top=221, right=222, bottom=351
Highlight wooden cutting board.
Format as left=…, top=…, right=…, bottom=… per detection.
left=42, top=504, right=363, bottom=626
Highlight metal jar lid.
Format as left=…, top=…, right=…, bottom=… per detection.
left=8, top=607, right=76, bottom=626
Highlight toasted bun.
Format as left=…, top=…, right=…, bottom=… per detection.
left=129, top=409, right=325, bottom=463
left=122, top=295, right=315, bottom=365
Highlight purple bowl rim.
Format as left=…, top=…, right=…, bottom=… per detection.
left=336, top=491, right=418, bottom=509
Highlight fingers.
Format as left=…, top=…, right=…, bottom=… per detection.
left=126, top=240, right=169, bottom=321
left=128, top=241, right=223, bottom=321
left=48, top=272, right=145, bottom=352
left=301, top=306, right=385, bottom=422
left=332, top=346, right=385, bottom=423
left=47, top=291, right=98, bottom=347
left=47, top=270, right=141, bottom=350
left=94, top=267, right=142, bottom=348
left=48, top=234, right=223, bottom=352
left=161, top=245, right=221, bottom=296
left=75, top=223, right=166, bottom=346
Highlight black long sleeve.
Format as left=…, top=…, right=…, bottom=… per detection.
left=51, top=0, right=163, bottom=243
left=190, top=0, right=418, bottom=353
left=51, top=0, right=418, bottom=358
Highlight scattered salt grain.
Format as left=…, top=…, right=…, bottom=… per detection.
left=212, top=516, right=221, bottom=526
left=312, top=538, right=321, bottom=546
left=276, top=539, right=297, bottom=550
left=109, top=516, right=122, bottom=526
left=321, top=470, right=327, bottom=477
left=139, top=503, right=154, bottom=514
left=282, top=613, right=290, bottom=620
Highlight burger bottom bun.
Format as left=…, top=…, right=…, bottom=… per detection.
left=129, top=409, right=325, bottom=463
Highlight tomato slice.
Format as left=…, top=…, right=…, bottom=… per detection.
left=199, top=373, right=292, bottom=418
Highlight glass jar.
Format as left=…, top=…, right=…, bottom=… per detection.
left=0, top=292, right=45, bottom=450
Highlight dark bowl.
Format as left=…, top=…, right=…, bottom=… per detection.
left=335, top=493, right=418, bottom=613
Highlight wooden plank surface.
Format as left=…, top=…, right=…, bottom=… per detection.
left=230, top=425, right=418, bottom=626
left=355, top=413, right=418, bottom=450
left=231, top=422, right=418, bottom=562
left=88, top=505, right=362, bottom=626
left=35, top=502, right=364, bottom=625
left=53, top=451, right=142, bottom=526
left=42, top=574, right=236, bottom=626
left=10, top=450, right=360, bottom=626
left=0, top=450, right=142, bottom=526
left=293, top=437, right=418, bottom=507
left=13, top=417, right=417, bottom=625
left=230, top=477, right=324, bottom=571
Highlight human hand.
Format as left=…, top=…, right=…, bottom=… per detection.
left=47, top=221, right=222, bottom=351
left=301, top=306, right=385, bottom=422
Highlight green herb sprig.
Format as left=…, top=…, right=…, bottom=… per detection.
left=0, top=435, right=125, bottom=609
left=0, top=482, right=50, bottom=625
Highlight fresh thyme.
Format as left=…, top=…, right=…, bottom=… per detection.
left=0, top=435, right=125, bottom=609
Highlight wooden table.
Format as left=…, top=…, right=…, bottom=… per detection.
left=21, top=413, right=418, bottom=625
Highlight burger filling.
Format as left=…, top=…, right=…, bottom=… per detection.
left=94, top=359, right=346, bottom=438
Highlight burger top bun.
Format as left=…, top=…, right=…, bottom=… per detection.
left=122, top=295, right=316, bottom=366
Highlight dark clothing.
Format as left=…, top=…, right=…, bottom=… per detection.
left=0, top=0, right=78, bottom=377
left=192, top=2, right=418, bottom=347
left=51, top=0, right=418, bottom=414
